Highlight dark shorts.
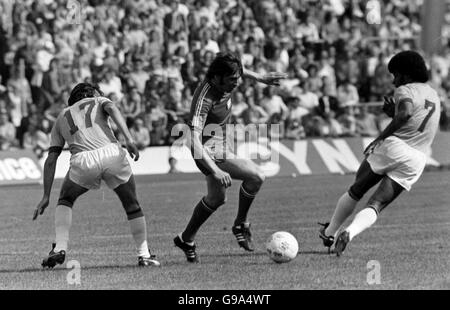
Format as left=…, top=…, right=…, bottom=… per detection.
left=192, top=142, right=236, bottom=176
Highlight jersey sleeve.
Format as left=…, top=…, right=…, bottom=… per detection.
left=49, top=115, right=65, bottom=150
left=189, top=96, right=212, bottom=133
left=394, top=86, right=414, bottom=105
left=98, top=96, right=114, bottom=111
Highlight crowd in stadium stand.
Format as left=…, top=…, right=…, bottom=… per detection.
left=0, top=0, right=449, bottom=155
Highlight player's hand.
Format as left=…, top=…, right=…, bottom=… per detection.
left=126, top=141, right=140, bottom=161
left=364, top=139, right=382, bottom=157
left=33, top=197, right=50, bottom=220
left=259, top=72, right=288, bottom=86
left=213, top=170, right=232, bottom=188
left=382, top=96, right=395, bottom=118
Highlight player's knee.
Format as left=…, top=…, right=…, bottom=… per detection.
left=255, top=170, right=266, bottom=185
left=348, top=184, right=365, bottom=201
left=57, top=198, right=74, bottom=208
left=367, top=200, right=385, bottom=216
left=126, top=205, right=144, bottom=220
left=205, top=195, right=227, bottom=210
left=247, top=170, right=265, bottom=188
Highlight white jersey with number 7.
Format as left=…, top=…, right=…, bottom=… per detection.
left=392, top=82, right=441, bottom=154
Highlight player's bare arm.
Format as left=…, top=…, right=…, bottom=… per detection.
left=33, top=148, right=62, bottom=220
left=188, top=130, right=232, bottom=188
left=364, top=98, right=413, bottom=156
left=103, top=101, right=140, bottom=161
left=382, top=96, right=396, bottom=118
left=242, top=68, right=287, bottom=86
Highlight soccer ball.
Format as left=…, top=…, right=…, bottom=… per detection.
left=266, top=231, right=299, bottom=263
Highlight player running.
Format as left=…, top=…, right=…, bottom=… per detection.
left=319, top=50, right=441, bottom=256
left=33, top=83, right=160, bottom=268
left=174, top=52, right=286, bottom=263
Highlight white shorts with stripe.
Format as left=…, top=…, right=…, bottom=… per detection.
left=68, top=143, right=132, bottom=190
left=367, top=136, right=427, bottom=191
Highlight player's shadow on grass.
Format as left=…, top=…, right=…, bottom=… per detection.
left=0, top=264, right=145, bottom=274
left=298, top=250, right=332, bottom=255
left=202, top=251, right=268, bottom=258
left=202, top=250, right=331, bottom=258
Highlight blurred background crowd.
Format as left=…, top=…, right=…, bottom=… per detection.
left=0, top=0, right=449, bottom=156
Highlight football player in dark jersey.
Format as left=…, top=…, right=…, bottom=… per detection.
left=174, top=52, right=286, bottom=262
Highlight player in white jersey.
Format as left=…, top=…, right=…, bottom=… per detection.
left=318, top=51, right=441, bottom=256
left=32, top=83, right=160, bottom=267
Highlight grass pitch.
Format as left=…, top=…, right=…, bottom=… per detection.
left=0, top=172, right=449, bottom=290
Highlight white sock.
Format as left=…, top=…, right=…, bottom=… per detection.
left=325, top=192, right=358, bottom=237
left=54, top=205, right=72, bottom=252
left=346, top=208, right=378, bottom=241
left=129, top=216, right=150, bottom=258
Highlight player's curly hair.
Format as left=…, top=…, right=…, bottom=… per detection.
left=68, top=83, right=104, bottom=106
left=387, top=50, right=429, bottom=83
left=206, top=52, right=243, bottom=80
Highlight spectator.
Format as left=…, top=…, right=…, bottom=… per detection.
left=242, top=98, right=269, bottom=125
left=355, top=105, right=379, bottom=137
left=260, top=86, right=288, bottom=119
left=129, top=56, right=150, bottom=94
left=119, top=87, right=142, bottom=119
left=323, top=111, right=344, bottom=138
left=337, top=105, right=357, bottom=137
left=130, top=117, right=151, bottom=150
left=22, top=115, right=49, bottom=158
left=267, top=112, right=285, bottom=140
left=5, top=82, right=24, bottom=129
left=285, top=97, right=307, bottom=140
left=146, top=101, right=168, bottom=146
left=296, top=14, right=320, bottom=43
left=98, top=67, right=124, bottom=100
left=0, top=0, right=439, bottom=148
left=296, top=80, right=319, bottom=112
left=0, top=110, right=16, bottom=150
left=336, top=79, right=359, bottom=107
left=306, top=64, right=323, bottom=94
left=176, top=86, right=193, bottom=117
left=317, top=82, right=340, bottom=119
left=7, top=59, right=32, bottom=109
left=41, top=58, right=61, bottom=100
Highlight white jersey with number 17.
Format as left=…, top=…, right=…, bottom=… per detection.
left=392, top=83, right=441, bottom=154
left=50, top=96, right=118, bottom=155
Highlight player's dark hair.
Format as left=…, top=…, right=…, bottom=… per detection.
left=388, top=50, right=429, bottom=83
left=206, top=52, right=243, bottom=80
left=68, top=83, right=104, bottom=106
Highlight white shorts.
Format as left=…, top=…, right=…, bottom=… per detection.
left=69, top=143, right=132, bottom=190
left=367, top=136, right=427, bottom=191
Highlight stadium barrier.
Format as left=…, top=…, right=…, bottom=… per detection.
left=0, top=150, right=43, bottom=186
left=28, top=131, right=450, bottom=181
left=0, top=133, right=447, bottom=186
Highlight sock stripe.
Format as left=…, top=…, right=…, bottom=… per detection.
left=367, top=205, right=380, bottom=216
left=127, top=208, right=142, bottom=216
left=126, top=208, right=144, bottom=220
left=200, top=198, right=215, bottom=213
left=347, top=189, right=361, bottom=202
left=240, top=186, right=256, bottom=198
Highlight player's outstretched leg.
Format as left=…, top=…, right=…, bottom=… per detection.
left=335, top=176, right=404, bottom=256
left=175, top=176, right=226, bottom=263
left=218, top=158, right=265, bottom=252
left=42, top=176, right=88, bottom=268
left=321, top=160, right=383, bottom=252
left=114, top=176, right=160, bottom=267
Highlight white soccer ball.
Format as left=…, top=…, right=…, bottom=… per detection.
left=266, top=231, right=299, bottom=263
